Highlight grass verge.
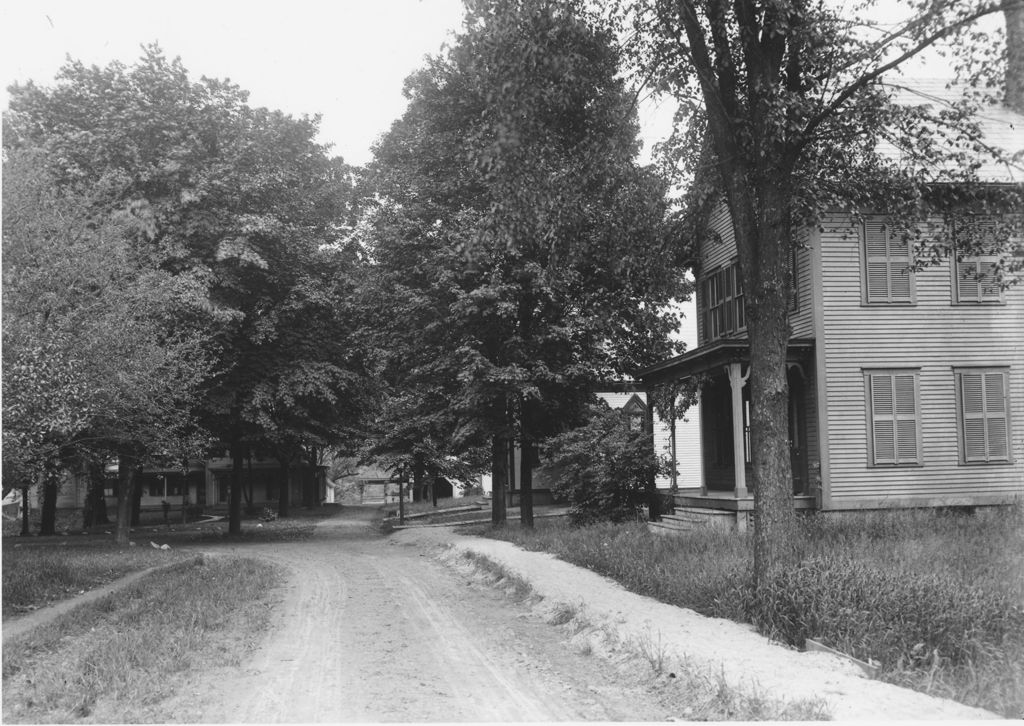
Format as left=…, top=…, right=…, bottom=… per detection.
left=458, top=549, right=828, bottom=721
left=2, top=546, right=190, bottom=620
left=476, top=505, right=1024, bottom=718
left=2, top=556, right=281, bottom=724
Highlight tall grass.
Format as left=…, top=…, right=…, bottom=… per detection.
left=478, top=505, right=1024, bottom=718
left=3, top=556, right=280, bottom=723
left=2, top=546, right=188, bottom=620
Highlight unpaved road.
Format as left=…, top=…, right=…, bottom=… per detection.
left=170, top=507, right=689, bottom=722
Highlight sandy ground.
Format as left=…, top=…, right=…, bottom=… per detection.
left=167, top=507, right=708, bottom=722
left=8, top=505, right=997, bottom=722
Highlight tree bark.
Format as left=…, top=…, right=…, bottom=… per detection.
left=115, top=453, right=135, bottom=546
left=229, top=439, right=244, bottom=536
left=732, top=182, right=799, bottom=588
left=39, top=467, right=59, bottom=536
left=490, top=435, right=507, bottom=525
left=130, top=466, right=143, bottom=526
left=20, top=485, right=31, bottom=536
left=88, top=460, right=110, bottom=525
left=277, top=457, right=290, bottom=518
left=519, top=398, right=534, bottom=528
left=412, top=453, right=425, bottom=504
left=428, top=465, right=439, bottom=507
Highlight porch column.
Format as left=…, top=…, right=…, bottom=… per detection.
left=725, top=363, right=750, bottom=499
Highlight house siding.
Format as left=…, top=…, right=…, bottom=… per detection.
left=816, top=215, right=1024, bottom=507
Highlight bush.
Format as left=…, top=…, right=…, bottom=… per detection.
left=543, top=403, right=665, bottom=524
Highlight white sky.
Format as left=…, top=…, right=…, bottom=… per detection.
left=0, top=0, right=678, bottom=166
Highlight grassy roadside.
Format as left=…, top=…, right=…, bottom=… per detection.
left=458, top=549, right=828, bottom=721
left=2, top=546, right=190, bottom=620
left=2, top=556, right=281, bottom=724
left=470, top=506, right=1024, bottom=718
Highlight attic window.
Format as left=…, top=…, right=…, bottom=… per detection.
left=621, top=394, right=647, bottom=432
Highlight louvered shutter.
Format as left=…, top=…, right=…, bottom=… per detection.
left=870, top=374, right=897, bottom=464
left=870, top=372, right=919, bottom=465
left=956, top=260, right=982, bottom=302
left=961, top=371, right=1010, bottom=462
left=865, top=219, right=912, bottom=303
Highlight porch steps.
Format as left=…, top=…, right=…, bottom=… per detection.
left=649, top=507, right=738, bottom=535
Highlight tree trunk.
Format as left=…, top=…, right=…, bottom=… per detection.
left=115, top=453, right=134, bottom=546
left=398, top=474, right=405, bottom=524
left=89, top=460, right=110, bottom=525
left=642, top=389, right=662, bottom=522
left=130, top=466, right=143, bottom=526
left=428, top=466, right=439, bottom=507
left=244, top=455, right=253, bottom=507
left=519, top=398, right=534, bottom=528
left=277, top=457, right=290, bottom=518
left=490, top=435, right=507, bottom=525
left=39, top=468, right=58, bottom=536
left=411, top=453, right=426, bottom=504
left=20, top=485, right=31, bottom=536
left=229, top=439, right=244, bottom=536
left=732, top=183, right=799, bottom=589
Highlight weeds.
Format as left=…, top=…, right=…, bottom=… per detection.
left=482, top=505, right=1024, bottom=718
left=2, top=556, right=280, bottom=723
left=460, top=551, right=534, bottom=602
left=2, top=546, right=189, bottom=620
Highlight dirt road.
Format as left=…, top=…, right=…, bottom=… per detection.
left=174, top=507, right=687, bottom=722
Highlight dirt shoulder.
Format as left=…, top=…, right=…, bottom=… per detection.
left=396, top=525, right=998, bottom=721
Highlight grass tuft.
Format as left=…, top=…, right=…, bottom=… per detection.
left=482, top=505, right=1024, bottom=718
left=3, top=556, right=280, bottom=723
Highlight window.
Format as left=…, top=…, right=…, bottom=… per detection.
left=953, top=218, right=1003, bottom=304
left=956, top=369, right=1012, bottom=463
left=699, top=260, right=745, bottom=341
left=863, top=219, right=914, bottom=304
left=865, top=370, right=921, bottom=466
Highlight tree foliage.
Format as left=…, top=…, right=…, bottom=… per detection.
left=545, top=403, right=665, bottom=525
left=624, top=0, right=1024, bottom=586
left=365, top=0, right=689, bottom=524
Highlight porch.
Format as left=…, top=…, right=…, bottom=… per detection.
left=638, top=338, right=820, bottom=531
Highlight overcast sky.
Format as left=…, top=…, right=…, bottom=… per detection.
left=1, top=0, right=682, bottom=166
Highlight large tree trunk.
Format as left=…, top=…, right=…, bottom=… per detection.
left=490, top=435, right=507, bottom=525
left=115, top=453, right=135, bottom=546
left=732, top=182, right=799, bottom=589
left=277, top=457, right=290, bottom=518
left=428, top=465, right=439, bottom=507
left=88, top=460, right=110, bottom=525
left=229, top=439, right=244, bottom=536
left=39, top=467, right=59, bottom=536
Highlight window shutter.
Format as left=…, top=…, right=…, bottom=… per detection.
left=870, top=374, right=897, bottom=464
left=960, top=371, right=1010, bottom=462
left=865, top=220, right=891, bottom=303
left=865, top=219, right=912, bottom=303
left=869, top=372, right=919, bottom=465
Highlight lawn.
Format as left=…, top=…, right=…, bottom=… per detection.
left=2, top=556, right=281, bottom=723
left=471, top=505, right=1024, bottom=718
left=2, top=546, right=190, bottom=620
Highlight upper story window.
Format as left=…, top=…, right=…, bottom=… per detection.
left=863, top=218, right=914, bottom=304
left=699, top=260, right=745, bottom=342
left=953, top=218, right=1003, bottom=304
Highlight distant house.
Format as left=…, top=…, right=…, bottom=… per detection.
left=637, top=83, right=1024, bottom=528
left=54, top=455, right=327, bottom=515
left=479, top=384, right=703, bottom=504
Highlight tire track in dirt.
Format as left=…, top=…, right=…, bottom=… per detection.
left=186, top=507, right=684, bottom=723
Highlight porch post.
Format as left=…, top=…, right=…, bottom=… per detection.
left=725, top=363, right=750, bottom=499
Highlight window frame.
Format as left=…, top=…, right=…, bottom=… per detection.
left=954, top=367, right=1013, bottom=465
left=698, top=259, right=746, bottom=342
left=862, top=218, right=916, bottom=305
left=951, top=218, right=1004, bottom=304
left=864, top=368, right=923, bottom=467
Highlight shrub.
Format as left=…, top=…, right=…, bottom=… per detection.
left=543, top=403, right=665, bottom=524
